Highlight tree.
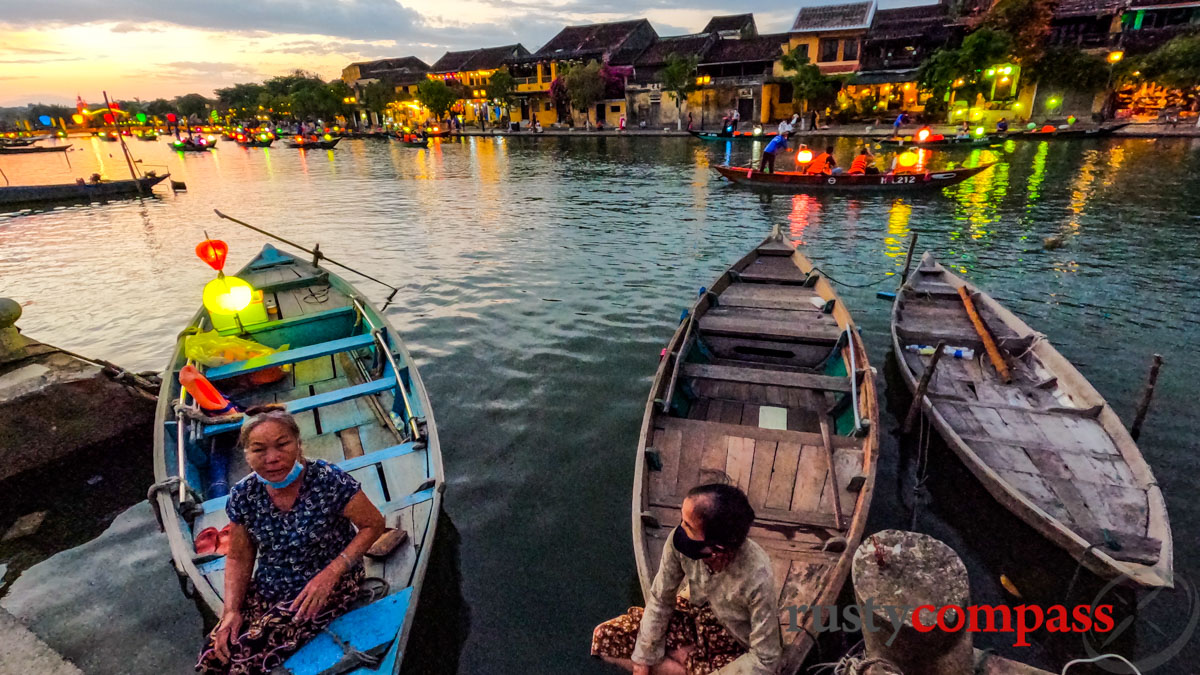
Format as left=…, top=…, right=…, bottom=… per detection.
left=781, top=48, right=835, bottom=113
left=917, top=28, right=1013, bottom=114
left=1025, top=47, right=1109, bottom=92
left=486, top=70, right=517, bottom=119
left=982, top=0, right=1053, bottom=66
left=660, top=53, right=699, bottom=130
left=362, top=81, right=396, bottom=116
left=1138, top=34, right=1200, bottom=89
left=174, top=93, right=211, bottom=120
left=416, top=79, right=458, bottom=120
left=215, top=83, right=266, bottom=116
left=562, top=61, right=605, bottom=126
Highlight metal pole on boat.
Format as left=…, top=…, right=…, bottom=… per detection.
left=213, top=210, right=402, bottom=306
left=1130, top=354, right=1163, bottom=441
left=103, top=91, right=144, bottom=195
left=877, top=232, right=917, bottom=301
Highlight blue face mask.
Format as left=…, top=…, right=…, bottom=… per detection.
left=255, top=461, right=304, bottom=489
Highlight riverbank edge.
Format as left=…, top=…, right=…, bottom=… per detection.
left=0, top=608, right=82, bottom=675
left=439, top=123, right=1200, bottom=139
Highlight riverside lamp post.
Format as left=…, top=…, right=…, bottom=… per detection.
left=1104, top=51, right=1123, bottom=120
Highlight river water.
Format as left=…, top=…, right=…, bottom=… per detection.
left=0, top=134, right=1196, bottom=673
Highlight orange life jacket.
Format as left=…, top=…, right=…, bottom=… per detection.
left=806, top=153, right=833, bottom=175
left=849, top=154, right=871, bottom=174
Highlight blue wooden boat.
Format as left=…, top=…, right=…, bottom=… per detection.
left=151, top=244, right=443, bottom=674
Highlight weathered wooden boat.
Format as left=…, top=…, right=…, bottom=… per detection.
left=236, top=138, right=274, bottom=148
left=285, top=137, right=342, bottom=149
left=714, top=164, right=993, bottom=192
left=1009, top=122, right=1130, bottom=139
left=874, top=135, right=995, bottom=147
left=0, top=173, right=167, bottom=207
left=137, top=132, right=159, bottom=141
left=151, top=243, right=443, bottom=673
left=0, top=143, right=71, bottom=154
left=891, top=253, right=1172, bottom=588
left=690, top=129, right=779, bottom=141
left=634, top=226, right=878, bottom=674
left=0, top=138, right=36, bottom=147
left=170, top=138, right=217, bottom=152
left=397, top=138, right=429, bottom=148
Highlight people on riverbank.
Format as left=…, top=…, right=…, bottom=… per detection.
left=195, top=406, right=386, bottom=674
left=591, top=484, right=781, bottom=675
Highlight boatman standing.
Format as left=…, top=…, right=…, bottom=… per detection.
left=756, top=131, right=790, bottom=174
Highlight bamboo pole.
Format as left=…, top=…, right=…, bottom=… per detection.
left=1130, top=354, right=1163, bottom=441
left=903, top=341, right=946, bottom=434
left=103, top=90, right=143, bottom=195
left=957, top=286, right=1010, bottom=383
left=818, top=412, right=845, bottom=529
left=900, top=233, right=918, bottom=289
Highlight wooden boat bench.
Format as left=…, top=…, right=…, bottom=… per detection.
left=682, top=363, right=851, bottom=393
left=698, top=306, right=842, bottom=344
left=201, top=378, right=395, bottom=437
left=205, top=333, right=376, bottom=381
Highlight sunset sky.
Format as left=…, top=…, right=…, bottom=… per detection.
left=0, top=0, right=921, bottom=107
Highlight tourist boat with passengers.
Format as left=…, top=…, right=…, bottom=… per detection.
left=713, top=163, right=993, bottom=192
left=1008, top=122, right=1131, bottom=139
left=150, top=239, right=443, bottom=672
left=633, top=226, right=878, bottom=673
left=0, top=172, right=166, bottom=208
left=891, top=252, right=1172, bottom=588
left=285, top=136, right=342, bottom=149
left=690, top=129, right=779, bottom=142
left=170, top=137, right=217, bottom=152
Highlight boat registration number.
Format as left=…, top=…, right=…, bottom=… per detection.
left=883, top=175, right=918, bottom=184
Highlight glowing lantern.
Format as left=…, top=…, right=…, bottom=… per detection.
left=38, top=115, right=52, bottom=126
left=1041, top=125, right=1055, bottom=133
left=797, top=148, right=813, bottom=164
left=974, top=126, right=985, bottom=136
left=72, top=114, right=84, bottom=124
left=323, top=133, right=332, bottom=141
left=207, top=135, right=216, bottom=142
left=109, top=101, right=120, bottom=110
left=917, top=128, right=930, bottom=142
left=103, top=113, right=115, bottom=124
left=195, top=239, right=229, bottom=271
left=202, top=275, right=254, bottom=315
left=433, top=126, right=440, bottom=132
left=136, top=113, right=147, bottom=123
left=897, top=151, right=919, bottom=168
left=1027, top=122, right=1037, bottom=130
left=166, top=113, right=177, bottom=123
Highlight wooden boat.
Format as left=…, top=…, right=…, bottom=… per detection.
left=890, top=253, right=1172, bottom=588
left=0, top=144, right=71, bottom=154
left=1009, top=122, right=1130, bottom=139
left=714, top=164, right=993, bottom=192
left=0, top=172, right=167, bottom=207
left=690, top=129, right=779, bottom=141
left=285, top=137, right=342, bottom=149
left=236, top=138, right=274, bottom=148
left=396, top=137, right=429, bottom=148
left=633, top=227, right=878, bottom=674
left=874, top=135, right=995, bottom=147
left=151, top=243, right=443, bottom=673
left=170, top=138, right=217, bottom=152
left=0, top=138, right=36, bottom=147
left=137, top=133, right=159, bottom=141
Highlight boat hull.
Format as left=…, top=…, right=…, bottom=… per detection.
left=285, top=138, right=342, bottom=149
left=690, top=130, right=779, bottom=141
left=0, top=173, right=167, bottom=207
left=0, top=144, right=71, bottom=154
left=875, top=136, right=995, bottom=147
left=714, top=164, right=992, bottom=192
left=1009, top=123, right=1130, bottom=139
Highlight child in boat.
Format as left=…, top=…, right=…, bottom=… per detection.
left=196, top=405, right=385, bottom=674
left=591, top=484, right=782, bottom=675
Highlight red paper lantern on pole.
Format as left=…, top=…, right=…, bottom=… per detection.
left=195, top=239, right=229, bottom=272
left=166, top=113, right=177, bottom=123
left=103, top=113, right=115, bottom=124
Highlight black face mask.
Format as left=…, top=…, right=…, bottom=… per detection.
left=673, top=525, right=714, bottom=560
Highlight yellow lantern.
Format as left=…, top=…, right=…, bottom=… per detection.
left=797, top=149, right=813, bottom=164
left=203, top=275, right=254, bottom=315
left=897, top=151, right=919, bottom=168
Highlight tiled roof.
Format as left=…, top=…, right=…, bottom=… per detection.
left=867, top=4, right=948, bottom=39
left=791, top=1, right=875, bottom=33
left=430, top=44, right=529, bottom=73
left=702, top=33, right=787, bottom=64
left=1122, top=0, right=1190, bottom=9
left=353, top=56, right=430, bottom=79
left=702, top=14, right=758, bottom=35
left=1055, top=0, right=1127, bottom=16
left=534, top=19, right=654, bottom=58
left=634, top=34, right=717, bottom=66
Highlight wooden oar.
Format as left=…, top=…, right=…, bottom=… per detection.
left=957, top=286, right=1010, bottom=383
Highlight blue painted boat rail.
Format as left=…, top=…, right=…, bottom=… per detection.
left=200, top=377, right=396, bottom=437
left=205, top=333, right=375, bottom=381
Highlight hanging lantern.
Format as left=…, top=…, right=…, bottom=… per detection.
left=974, top=126, right=985, bottom=136
left=166, top=113, right=177, bottom=123
left=323, top=133, right=332, bottom=141
left=916, top=128, right=930, bottom=142
left=203, top=275, right=254, bottom=315
left=1041, top=125, right=1055, bottom=133
left=103, top=113, right=115, bottom=124
left=136, top=113, right=147, bottom=123
left=797, top=148, right=813, bottom=164
left=72, top=114, right=84, bottom=124
left=897, top=151, right=919, bottom=168
left=38, top=115, right=52, bottom=126
left=195, top=239, right=229, bottom=271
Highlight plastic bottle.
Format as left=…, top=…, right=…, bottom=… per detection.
left=904, top=344, right=937, bottom=356
left=943, top=346, right=975, bottom=359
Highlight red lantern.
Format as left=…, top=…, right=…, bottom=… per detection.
left=195, top=239, right=229, bottom=272
left=103, top=113, right=114, bottom=124
left=109, top=101, right=120, bottom=110
left=166, top=113, right=177, bottom=123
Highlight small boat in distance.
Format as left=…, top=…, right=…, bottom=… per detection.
left=170, top=137, right=217, bottom=152
left=875, top=135, right=995, bottom=147
left=690, top=129, right=779, bottom=142
left=634, top=226, right=878, bottom=673
left=285, top=136, right=341, bottom=149
left=713, top=164, right=993, bottom=192
left=891, top=253, right=1172, bottom=588
left=151, top=242, right=444, bottom=673
left=1010, top=122, right=1131, bottom=139
left=0, top=143, right=72, bottom=155
left=0, top=172, right=167, bottom=208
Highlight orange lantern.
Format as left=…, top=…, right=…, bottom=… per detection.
left=797, top=149, right=813, bottom=164
left=196, top=239, right=229, bottom=272
left=916, top=128, right=930, bottom=142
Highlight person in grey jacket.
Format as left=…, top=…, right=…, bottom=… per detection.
left=592, top=484, right=782, bottom=674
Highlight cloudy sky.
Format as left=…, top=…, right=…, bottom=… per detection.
left=0, top=0, right=929, bottom=106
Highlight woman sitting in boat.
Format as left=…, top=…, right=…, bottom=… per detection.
left=848, top=147, right=879, bottom=175
left=196, top=405, right=386, bottom=674
left=591, top=484, right=781, bottom=675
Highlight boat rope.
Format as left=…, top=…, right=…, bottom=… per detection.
left=173, top=402, right=243, bottom=426
left=909, top=413, right=933, bottom=530
left=5, top=345, right=161, bottom=400
left=812, top=641, right=904, bottom=675
left=1062, top=542, right=1104, bottom=605
left=809, top=265, right=894, bottom=289
left=1061, top=653, right=1142, bottom=675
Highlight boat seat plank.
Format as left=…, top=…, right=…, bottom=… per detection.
left=738, top=256, right=808, bottom=283
left=657, top=417, right=860, bottom=451
left=206, top=334, right=374, bottom=381
left=725, top=437, right=756, bottom=494
left=220, top=305, right=357, bottom=339
left=301, top=432, right=346, bottom=464
left=703, top=336, right=834, bottom=370
left=719, top=284, right=822, bottom=312
left=673, top=424, right=705, bottom=496
left=358, top=423, right=404, bottom=454
left=312, top=379, right=375, bottom=434
left=379, top=448, right=431, bottom=502
left=649, top=427, right=683, bottom=503
left=764, top=442, right=803, bottom=510
left=652, top=493, right=838, bottom=530
left=273, top=289, right=307, bottom=320
left=352, top=466, right=387, bottom=504
left=293, top=355, right=336, bottom=386
left=748, top=440, right=777, bottom=508
left=202, top=378, right=395, bottom=437
left=791, top=445, right=830, bottom=515
left=682, top=363, right=851, bottom=393
left=699, top=315, right=842, bottom=343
